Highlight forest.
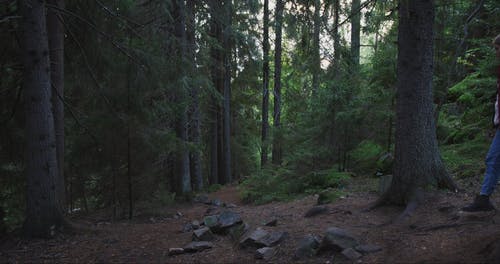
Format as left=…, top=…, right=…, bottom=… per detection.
left=1, top=0, right=500, bottom=262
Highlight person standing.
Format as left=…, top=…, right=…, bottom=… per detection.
left=462, top=34, right=500, bottom=212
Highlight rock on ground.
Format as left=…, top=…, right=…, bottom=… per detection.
left=294, top=234, right=320, bottom=260
left=255, top=247, right=276, bottom=260
left=319, top=227, right=359, bottom=252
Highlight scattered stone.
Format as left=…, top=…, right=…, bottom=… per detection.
left=212, top=199, right=223, bottom=207
left=205, top=207, right=220, bottom=216
left=319, top=227, right=359, bottom=252
left=193, top=194, right=211, bottom=204
left=176, top=211, right=183, bottom=217
left=193, top=227, right=214, bottom=241
left=168, top=248, right=185, bottom=256
left=294, top=234, right=320, bottom=259
left=191, top=220, right=201, bottom=229
left=355, top=244, right=382, bottom=254
left=218, top=211, right=242, bottom=229
left=304, top=205, right=328, bottom=217
left=228, top=222, right=250, bottom=241
left=183, top=241, right=214, bottom=253
left=341, top=248, right=362, bottom=260
left=240, top=228, right=269, bottom=248
left=255, top=247, right=276, bottom=260
left=378, top=175, right=393, bottom=195
left=225, top=203, right=238, bottom=208
left=203, top=215, right=220, bottom=230
left=182, top=223, right=194, bottom=233
left=258, top=231, right=288, bottom=247
left=376, top=152, right=394, bottom=175
left=264, top=218, right=278, bottom=226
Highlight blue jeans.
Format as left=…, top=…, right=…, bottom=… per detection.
left=480, top=129, right=500, bottom=196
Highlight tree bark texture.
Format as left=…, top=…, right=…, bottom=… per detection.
left=186, top=0, right=203, bottom=190
left=261, top=0, right=270, bottom=168
left=272, top=0, right=284, bottom=166
left=173, top=0, right=192, bottom=193
left=21, top=0, right=63, bottom=237
left=209, top=0, right=224, bottom=184
left=381, top=0, right=456, bottom=205
left=47, top=0, right=65, bottom=213
left=222, top=0, right=232, bottom=184
left=350, top=0, right=361, bottom=68
left=312, top=0, right=321, bottom=97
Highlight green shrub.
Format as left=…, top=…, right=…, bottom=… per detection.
left=350, top=140, right=384, bottom=173
left=207, top=184, right=223, bottom=193
left=239, top=166, right=350, bottom=205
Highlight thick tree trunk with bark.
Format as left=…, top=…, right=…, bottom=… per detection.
left=350, top=0, right=360, bottom=69
left=21, top=0, right=64, bottom=237
left=272, top=0, right=284, bottom=166
left=186, top=0, right=203, bottom=190
left=47, top=0, right=65, bottom=213
left=222, top=0, right=232, bottom=184
left=312, top=0, right=321, bottom=97
left=376, top=0, right=457, bottom=211
left=261, top=0, right=270, bottom=168
left=173, top=0, right=192, bottom=193
left=209, top=0, right=224, bottom=184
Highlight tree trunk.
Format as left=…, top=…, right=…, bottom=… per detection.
left=174, top=0, right=192, bottom=193
left=272, top=0, right=284, bottom=166
left=47, top=0, right=65, bottom=214
left=350, top=0, right=361, bottom=69
left=333, top=0, right=340, bottom=73
left=261, top=0, right=270, bottom=168
left=377, top=0, right=457, bottom=209
left=312, top=0, right=321, bottom=97
left=222, top=0, right=232, bottom=184
left=21, top=0, right=64, bottom=237
left=209, top=0, right=224, bottom=184
left=186, top=0, right=203, bottom=190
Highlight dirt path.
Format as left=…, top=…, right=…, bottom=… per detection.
left=2, top=183, right=500, bottom=263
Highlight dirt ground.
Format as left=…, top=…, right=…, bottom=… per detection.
left=2, top=177, right=500, bottom=263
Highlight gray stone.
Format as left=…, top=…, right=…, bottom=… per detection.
left=218, top=210, right=242, bottom=228
left=378, top=175, right=393, bottom=194
left=239, top=228, right=269, bottom=248
left=228, top=222, right=250, bottom=241
left=341, top=248, right=362, bottom=260
left=182, top=223, right=194, bottom=233
left=264, top=218, right=278, bottom=226
left=304, top=206, right=328, bottom=217
left=255, top=247, right=276, bottom=260
left=192, top=227, right=214, bottom=241
left=320, top=227, right=359, bottom=252
left=191, top=220, right=201, bottom=229
left=183, top=241, right=214, bottom=253
left=257, top=231, right=288, bottom=247
left=168, top=248, right=185, bottom=256
left=194, top=194, right=211, bottom=204
left=212, top=199, right=223, bottom=207
left=205, top=207, right=220, bottom=216
left=225, top=203, right=238, bottom=208
left=294, top=235, right=320, bottom=259
left=355, top=244, right=382, bottom=254
left=203, top=215, right=220, bottom=230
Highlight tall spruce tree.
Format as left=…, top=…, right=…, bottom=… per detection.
left=21, top=0, right=64, bottom=237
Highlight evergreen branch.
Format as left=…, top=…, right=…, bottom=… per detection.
left=0, top=85, right=21, bottom=125
left=0, top=15, right=20, bottom=23
left=45, top=3, right=144, bottom=68
left=51, top=83, right=100, bottom=146
left=60, top=15, right=125, bottom=121
left=93, top=0, right=144, bottom=38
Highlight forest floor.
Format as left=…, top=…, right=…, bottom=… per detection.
left=2, top=176, right=500, bottom=263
